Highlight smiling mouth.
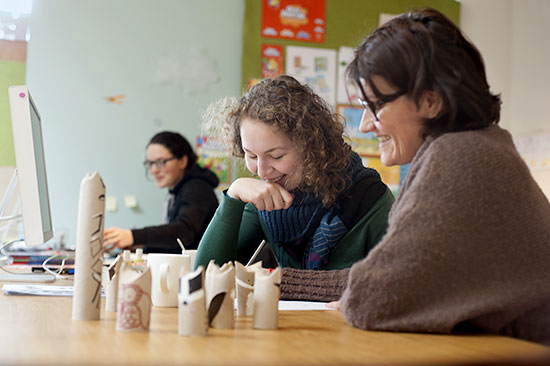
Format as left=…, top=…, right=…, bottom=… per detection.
left=264, top=175, right=284, bottom=184
left=378, top=136, right=391, bottom=143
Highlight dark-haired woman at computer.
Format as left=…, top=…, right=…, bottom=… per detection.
left=103, top=131, right=219, bottom=254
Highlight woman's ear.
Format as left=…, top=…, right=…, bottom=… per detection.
left=179, top=155, right=189, bottom=171
left=420, top=90, right=443, bottom=119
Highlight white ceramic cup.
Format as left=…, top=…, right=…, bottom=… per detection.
left=148, top=253, right=190, bottom=307
left=184, top=250, right=197, bottom=270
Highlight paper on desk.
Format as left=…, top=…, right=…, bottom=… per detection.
left=2, top=285, right=327, bottom=310
left=2, top=284, right=104, bottom=297
left=278, top=300, right=333, bottom=311
left=231, top=298, right=333, bottom=311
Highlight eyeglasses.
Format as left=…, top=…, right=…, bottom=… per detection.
left=143, top=157, right=177, bottom=170
left=357, top=83, right=404, bottom=122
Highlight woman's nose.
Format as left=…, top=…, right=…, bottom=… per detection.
left=257, top=158, right=271, bottom=178
left=359, top=110, right=376, bottom=133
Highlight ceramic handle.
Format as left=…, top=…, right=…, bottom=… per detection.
left=160, top=263, right=170, bottom=293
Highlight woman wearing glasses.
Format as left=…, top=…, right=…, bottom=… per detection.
left=332, top=8, right=550, bottom=344
left=103, top=131, right=219, bottom=253
left=195, top=75, right=394, bottom=301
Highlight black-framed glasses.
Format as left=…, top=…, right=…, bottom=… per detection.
left=143, top=157, right=177, bottom=170
left=357, top=82, right=404, bottom=122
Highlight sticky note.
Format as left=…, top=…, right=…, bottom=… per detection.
left=124, top=195, right=138, bottom=208
left=106, top=195, right=117, bottom=212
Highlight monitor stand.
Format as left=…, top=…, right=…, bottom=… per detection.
left=0, top=171, right=56, bottom=283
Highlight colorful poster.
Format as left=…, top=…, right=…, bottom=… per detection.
left=337, top=104, right=379, bottom=156
left=361, top=156, right=401, bottom=196
left=285, top=45, right=336, bottom=107
left=261, top=0, right=325, bottom=43
left=261, top=44, right=284, bottom=78
left=196, top=136, right=232, bottom=184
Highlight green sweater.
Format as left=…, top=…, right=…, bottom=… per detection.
left=195, top=187, right=394, bottom=271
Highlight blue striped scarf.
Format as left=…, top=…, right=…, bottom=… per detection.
left=259, top=152, right=379, bottom=269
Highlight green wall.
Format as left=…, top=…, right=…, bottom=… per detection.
left=0, top=60, right=26, bottom=166
left=242, top=0, right=460, bottom=88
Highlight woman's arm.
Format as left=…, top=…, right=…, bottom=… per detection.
left=194, top=192, right=265, bottom=269
left=280, top=267, right=350, bottom=301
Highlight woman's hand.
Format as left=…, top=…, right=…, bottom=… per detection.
left=103, top=227, right=134, bottom=250
left=227, top=178, right=294, bottom=211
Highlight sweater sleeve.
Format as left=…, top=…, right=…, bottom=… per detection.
left=194, top=193, right=265, bottom=269
left=339, top=131, right=550, bottom=337
left=132, top=180, right=217, bottom=251
left=280, top=267, right=350, bottom=302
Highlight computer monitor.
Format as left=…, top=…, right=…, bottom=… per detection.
left=5, top=85, right=53, bottom=246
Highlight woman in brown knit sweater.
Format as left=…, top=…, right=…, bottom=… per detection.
left=330, top=8, right=550, bottom=345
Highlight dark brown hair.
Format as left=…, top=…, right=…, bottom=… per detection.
left=347, top=8, right=501, bottom=137
left=149, top=131, right=197, bottom=167
left=225, top=76, right=351, bottom=206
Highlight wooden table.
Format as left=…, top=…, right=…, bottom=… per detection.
left=0, top=280, right=548, bottom=365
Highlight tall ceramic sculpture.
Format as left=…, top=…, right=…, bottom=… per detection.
left=204, top=260, right=235, bottom=329
left=253, top=267, right=281, bottom=330
left=235, top=261, right=262, bottom=317
left=72, top=172, right=105, bottom=321
left=178, top=266, right=208, bottom=337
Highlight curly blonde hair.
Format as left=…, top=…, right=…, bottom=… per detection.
left=203, top=76, right=351, bottom=206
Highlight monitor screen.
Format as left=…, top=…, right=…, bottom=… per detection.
left=8, top=85, right=53, bottom=246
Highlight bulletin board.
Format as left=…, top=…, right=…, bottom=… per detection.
left=241, top=0, right=460, bottom=90
left=241, top=0, right=460, bottom=194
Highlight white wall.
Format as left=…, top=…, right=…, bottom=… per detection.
left=461, top=0, right=550, bottom=199
left=11, top=0, right=549, bottom=247
left=24, top=0, right=244, bottom=246
left=460, top=0, right=513, bottom=130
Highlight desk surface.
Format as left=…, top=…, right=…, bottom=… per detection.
left=0, top=280, right=549, bottom=366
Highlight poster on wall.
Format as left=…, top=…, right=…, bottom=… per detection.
left=361, top=156, right=401, bottom=195
left=337, top=104, right=379, bottom=156
left=286, top=45, right=336, bottom=106
left=336, top=46, right=360, bottom=105
left=261, top=44, right=284, bottom=78
left=261, top=0, right=326, bottom=43
left=196, top=136, right=232, bottom=184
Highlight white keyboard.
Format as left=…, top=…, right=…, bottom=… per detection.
left=0, top=273, right=55, bottom=283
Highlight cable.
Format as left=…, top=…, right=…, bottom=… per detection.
left=0, top=238, right=74, bottom=280
left=42, top=254, right=73, bottom=279
left=0, top=214, right=22, bottom=222
left=0, top=238, right=23, bottom=252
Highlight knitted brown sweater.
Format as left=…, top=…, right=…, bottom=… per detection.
left=340, top=126, right=550, bottom=344
left=280, top=267, right=350, bottom=302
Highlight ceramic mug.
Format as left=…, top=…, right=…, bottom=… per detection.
left=148, top=253, right=190, bottom=307
left=184, top=250, right=197, bottom=270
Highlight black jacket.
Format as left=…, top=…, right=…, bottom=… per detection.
left=132, top=163, right=219, bottom=253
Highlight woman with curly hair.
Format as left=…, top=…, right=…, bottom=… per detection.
left=194, top=75, right=394, bottom=301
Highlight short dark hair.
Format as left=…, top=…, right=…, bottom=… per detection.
left=148, top=131, right=197, bottom=167
left=347, top=8, right=501, bottom=138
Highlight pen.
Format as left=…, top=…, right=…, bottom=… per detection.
left=177, top=238, right=186, bottom=252
left=246, top=240, right=267, bottom=266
